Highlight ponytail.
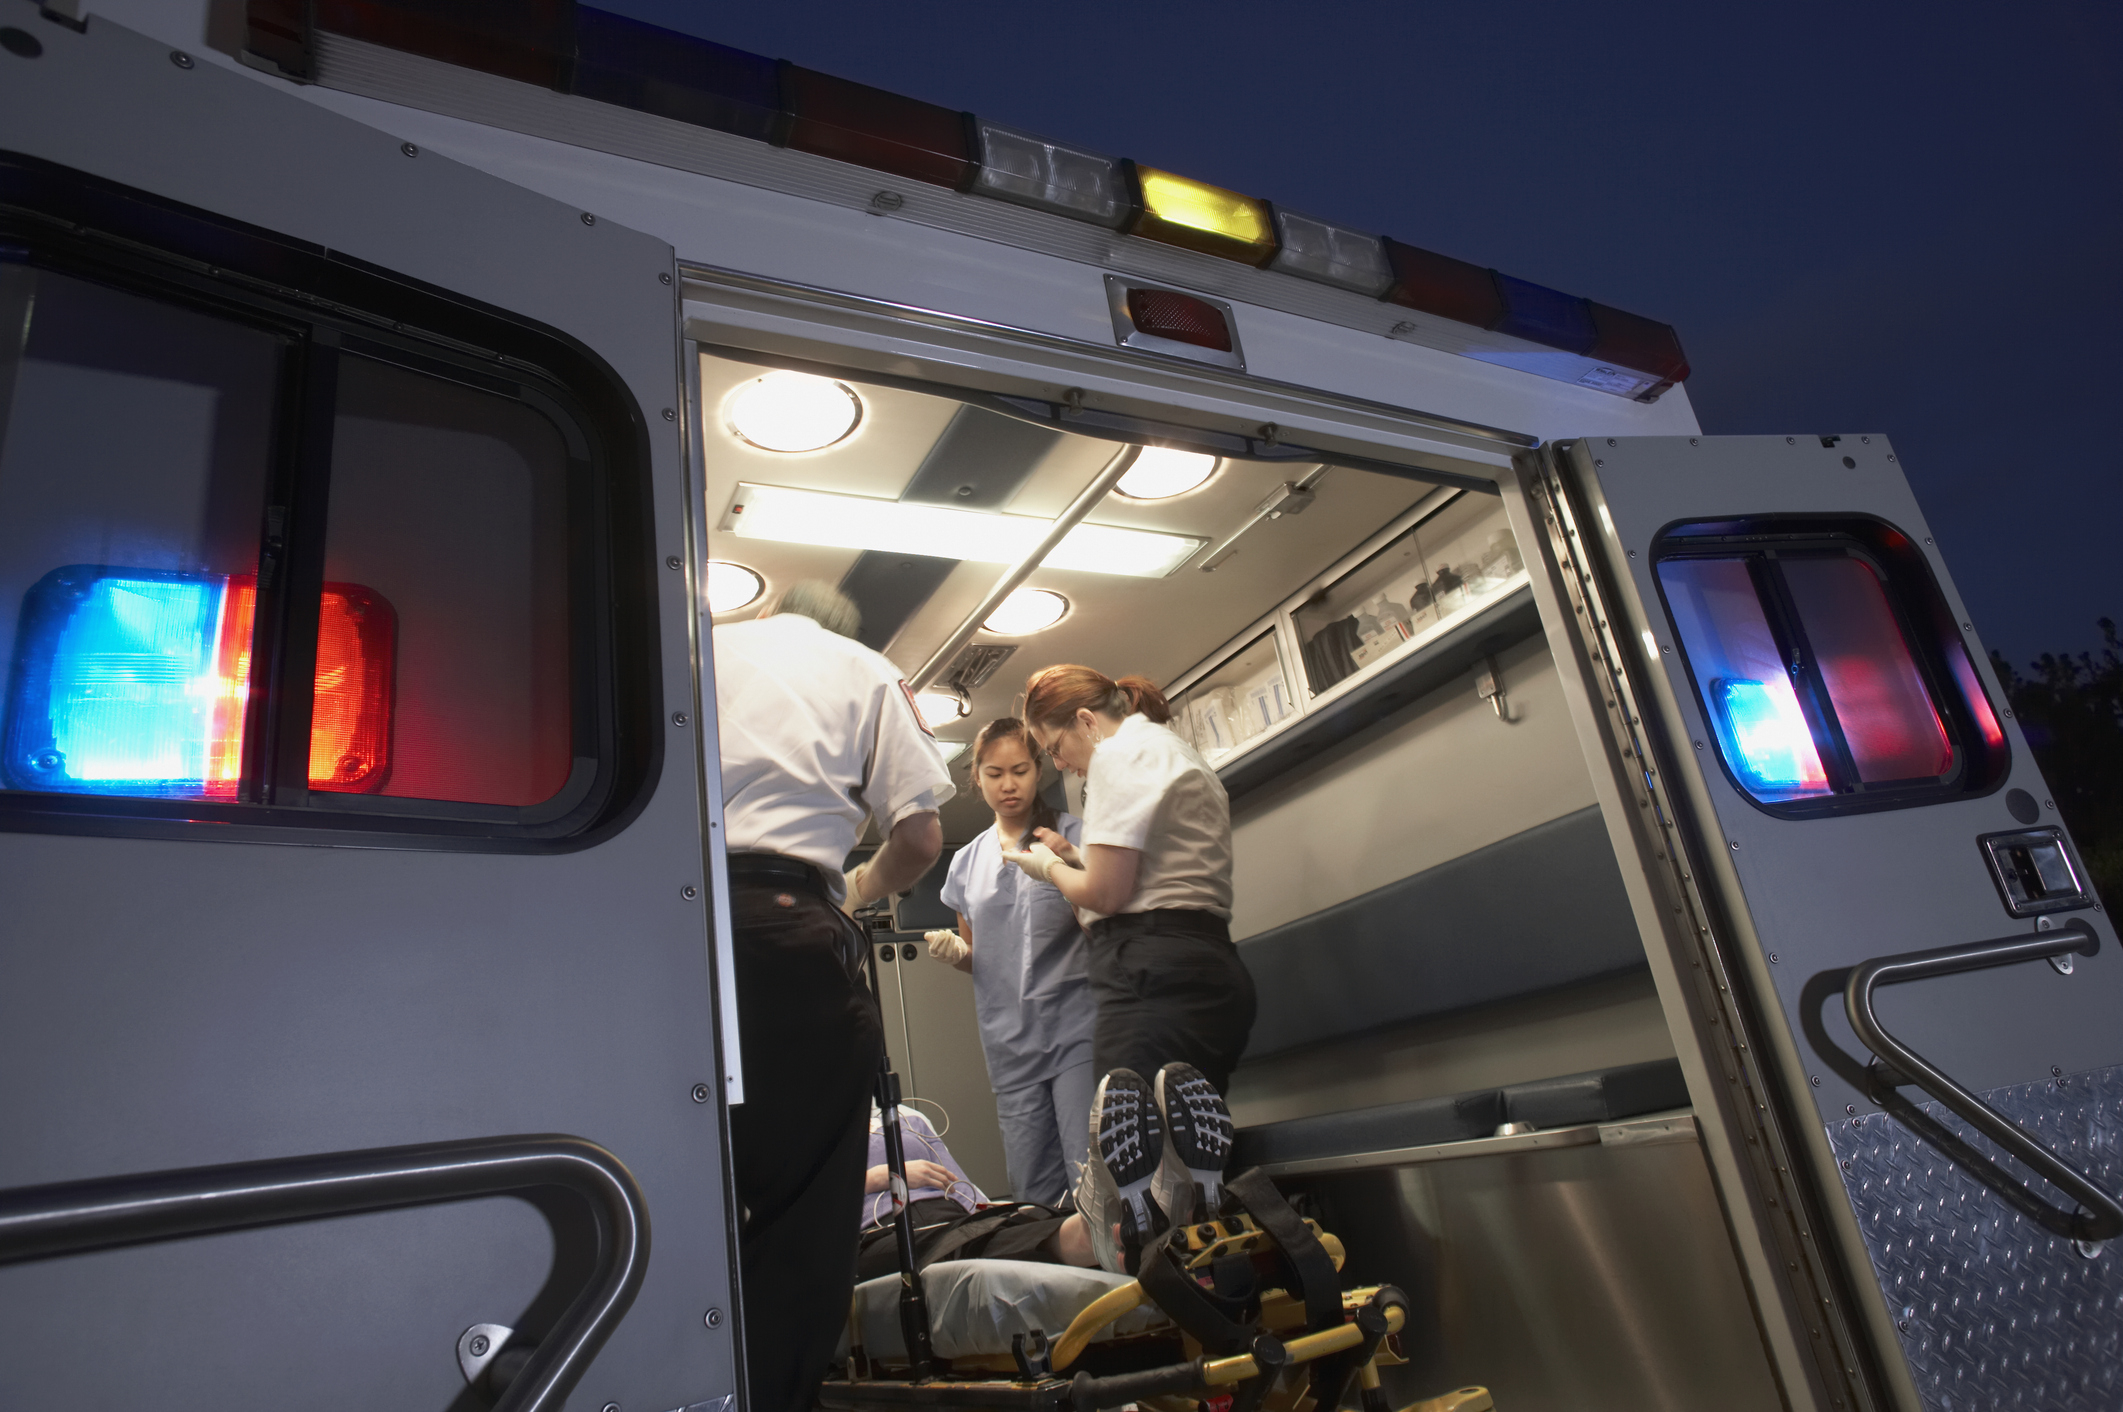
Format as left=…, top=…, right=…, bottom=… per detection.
left=1114, top=675, right=1171, bottom=724
left=1024, top=664, right=1171, bottom=728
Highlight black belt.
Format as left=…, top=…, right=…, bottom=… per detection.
left=725, top=852, right=833, bottom=898
left=1089, top=908, right=1232, bottom=945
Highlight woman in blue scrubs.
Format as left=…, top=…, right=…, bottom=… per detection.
left=927, top=717, right=1097, bottom=1207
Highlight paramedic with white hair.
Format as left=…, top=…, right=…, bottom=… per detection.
left=713, top=580, right=953, bottom=1412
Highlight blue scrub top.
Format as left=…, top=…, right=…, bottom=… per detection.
left=939, top=813, right=1096, bottom=1093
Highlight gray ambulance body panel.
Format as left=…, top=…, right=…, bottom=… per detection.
left=1560, top=434, right=2123, bottom=1411
left=0, top=11, right=735, bottom=1411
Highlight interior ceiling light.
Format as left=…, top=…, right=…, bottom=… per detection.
left=724, top=483, right=1206, bottom=578
left=1115, top=447, right=1217, bottom=501
left=914, top=688, right=970, bottom=730
left=705, top=560, right=765, bottom=614
left=726, top=371, right=863, bottom=453
left=982, top=588, right=1069, bottom=636
left=934, top=740, right=968, bottom=764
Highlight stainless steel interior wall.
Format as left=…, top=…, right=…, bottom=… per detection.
left=1287, top=1130, right=1782, bottom=1412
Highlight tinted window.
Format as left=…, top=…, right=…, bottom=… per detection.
left=0, top=266, right=281, bottom=798
left=322, top=356, right=574, bottom=806
left=1654, top=519, right=2004, bottom=816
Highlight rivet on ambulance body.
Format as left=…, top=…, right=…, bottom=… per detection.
left=170, top=51, right=194, bottom=69
left=582, top=212, right=596, bottom=226
left=662, top=408, right=676, bottom=421
left=666, top=556, right=682, bottom=570
left=1730, top=840, right=1740, bottom=850
left=692, top=1084, right=711, bottom=1103
left=401, top=142, right=418, bottom=158
left=705, top=1308, right=725, bottom=1328
left=682, top=885, right=698, bottom=900
left=673, top=712, right=688, bottom=726
left=660, top=272, right=673, bottom=285
left=1810, top=1075, right=1821, bottom=1087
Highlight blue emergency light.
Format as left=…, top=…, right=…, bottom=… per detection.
left=1713, top=677, right=1831, bottom=797
left=2, top=567, right=251, bottom=798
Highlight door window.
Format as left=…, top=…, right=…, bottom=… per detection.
left=0, top=157, right=653, bottom=845
left=0, top=267, right=282, bottom=799
left=1655, top=518, right=2007, bottom=816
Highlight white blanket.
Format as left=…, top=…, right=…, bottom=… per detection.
left=837, top=1259, right=1174, bottom=1361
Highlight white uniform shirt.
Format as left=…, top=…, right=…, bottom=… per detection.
left=713, top=613, right=954, bottom=898
left=1080, top=712, right=1233, bottom=921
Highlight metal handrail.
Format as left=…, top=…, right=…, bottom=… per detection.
left=908, top=442, right=1140, bottom=692
left=0, top=1134, right=650, bottom=1412
left=1843, top=920, right=2121, bottom=1241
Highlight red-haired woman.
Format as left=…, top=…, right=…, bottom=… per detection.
left=1008, top=665, right=1256, bottom=1094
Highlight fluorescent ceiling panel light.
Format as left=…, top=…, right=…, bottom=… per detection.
left=982, top=588, right=1069, bottom=636
left=1116, top=447, right=1217, bottom=500
left=726, top=371, right=863, bottom=452
left=934, top=740, right=968, bottom=764
left=705, top=559, right=765, bottom=613
left=724, top=483, right=1205, bottom=578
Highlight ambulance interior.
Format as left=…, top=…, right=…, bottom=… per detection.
left=698, top=350, right=1783, bottom=1410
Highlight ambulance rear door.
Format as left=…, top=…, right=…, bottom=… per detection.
left=0, top=11, right=739, bottom=1411
left=1519, top=434, right=2122, bottom=1412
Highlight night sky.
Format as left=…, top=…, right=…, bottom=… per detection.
left=610, top=0, right=2122, bottom=669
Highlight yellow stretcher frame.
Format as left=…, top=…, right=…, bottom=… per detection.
left=824, top=1211, right=1495, bottom=1412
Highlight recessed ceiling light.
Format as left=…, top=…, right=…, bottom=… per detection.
left=914, top=688, right=970, bottom=730
left=935, top=740, right=968, bottom=764
left=726, top=371, right=863, bottom=453
left=705, top=560, right=765, bottom=614
left=724, top=483, right=1205, bottom=578
left=983, top=588, right=1069, bottom=636
left=1115, top=446, right=1217, bottom=500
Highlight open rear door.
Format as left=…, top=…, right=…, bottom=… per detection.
left=0, top=11, right=739, bottom=1410
left=1520, top=435, right=2122, bottom=1412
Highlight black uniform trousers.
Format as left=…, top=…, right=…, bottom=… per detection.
left=1086, top=908, right=1257, bottom=1094
left=727, top=879, right=883, bottom=1412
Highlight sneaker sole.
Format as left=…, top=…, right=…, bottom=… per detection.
left=1091, top=1069, right=1163, bottom=1242
left=1156, top=1063, right=1233, bottom=1208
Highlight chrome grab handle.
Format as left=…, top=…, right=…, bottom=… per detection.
left=1843, top=920, right=2122, bottom=1242
left=0, top=1135, right=649, bottom=1412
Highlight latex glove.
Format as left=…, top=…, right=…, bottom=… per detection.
left=841, top=864, right=871, bottom=915
left=925, top=929, right=969, bottom=964
left=1001, top=842, right=1063, bottom=884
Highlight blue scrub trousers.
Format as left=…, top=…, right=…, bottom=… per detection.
left=993, top=1058, right=1097, bottom=1207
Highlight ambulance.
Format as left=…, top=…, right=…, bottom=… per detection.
left=0, top=5, right=2115, bottom=1411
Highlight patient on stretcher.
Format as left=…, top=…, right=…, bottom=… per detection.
left=857, top=1104, right=1100, bottom=1274
left=858, top=1061, right=1235, bottom=1278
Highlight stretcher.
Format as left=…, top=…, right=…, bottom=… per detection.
left=819, top=1166, right=1494, bottom=1412
left=833, top=918, right=1491, bottom=1412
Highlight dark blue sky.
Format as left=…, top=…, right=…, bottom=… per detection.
left=611, top=0, right=2123, bottom=667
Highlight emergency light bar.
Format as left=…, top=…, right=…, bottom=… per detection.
left=244, top=1, right=1691, bottom=401
left=2, top=567, right=395, bottom=800
left=722, top=484, right=1206, bottom=579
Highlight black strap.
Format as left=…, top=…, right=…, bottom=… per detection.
left=1226, top=1168, right=1341, bottom=1335
left=1134, top=1226, right=1259, bottom=1356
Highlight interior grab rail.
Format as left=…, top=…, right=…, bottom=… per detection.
left=1843, top=920, right=2122, bottom=1242
left=0, top=1134, right=650, bottom=1412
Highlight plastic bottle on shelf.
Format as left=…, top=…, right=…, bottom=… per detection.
left=1433, top=563, right=1466, bottom=617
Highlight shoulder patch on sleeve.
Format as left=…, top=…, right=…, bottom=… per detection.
left=897, top=680, right=937, bottom=738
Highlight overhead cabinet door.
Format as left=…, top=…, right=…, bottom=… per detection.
left=1527, top=434, right=2122, bottom=1412
left=0, top=13, right=737, bottom=1412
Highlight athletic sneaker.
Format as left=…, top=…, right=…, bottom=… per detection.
left=1153, top=1062, right=1234, bottom=1228
left=1085, top=1068, right=1165, bottom=1267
